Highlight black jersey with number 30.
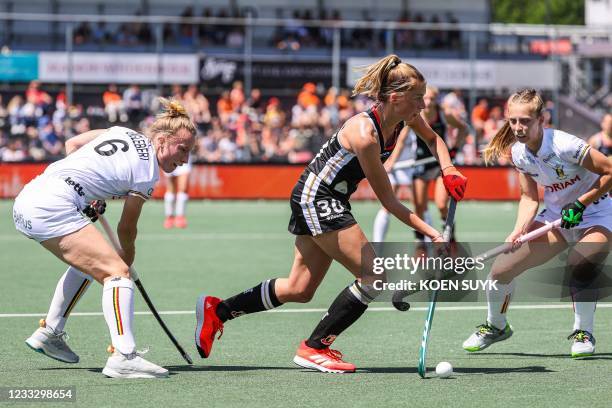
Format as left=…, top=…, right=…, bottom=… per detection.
left=304, top=107, right=404, bottom=199
left=288, top=107, right=404, bottom=236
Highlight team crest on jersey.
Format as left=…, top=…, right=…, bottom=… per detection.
left=554, top=165, right=567, bottom=180
left=334, top=181, right=348, bottom=194
left=542, top=154, right=568, bottom=180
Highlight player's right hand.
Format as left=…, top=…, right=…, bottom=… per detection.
left=504, top=230, right=523, bottom=253
left=83, top=200, right=106, bottom=222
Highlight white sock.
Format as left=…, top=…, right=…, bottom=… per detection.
left=573, top=302, right=596, bottom=333
left=487, top=280, right=514, bottom=330
left=373, top=209, right=390, bottom=242
left=164, top=192, right=175, bottom=217
left=103, top=277, right=136, bottom=355
left=175, top=192, right=188, bottom=217
left=45, top=267, right=93, bottom=333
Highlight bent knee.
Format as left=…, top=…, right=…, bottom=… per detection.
left=96, top=260, right=130, bottom=281
left=287, top=287, right=316, bottom=303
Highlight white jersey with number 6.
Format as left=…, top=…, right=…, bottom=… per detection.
left=13, top=127, right=159, bottom=242
left=511, top=128, right=610, bottom=216
left=44, top=126, right=159, bottom=203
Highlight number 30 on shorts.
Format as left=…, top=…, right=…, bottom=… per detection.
left=316, top=199, right=345, bottom=217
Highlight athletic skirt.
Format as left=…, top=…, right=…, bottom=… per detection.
left=288, top=171, right=357, bottom=236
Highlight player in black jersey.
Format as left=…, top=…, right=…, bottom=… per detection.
left=411, top=86, right=468, bottom=245
left=588, top=113, right=612, bottom=158
left=195, top=55, right=468, bottom=373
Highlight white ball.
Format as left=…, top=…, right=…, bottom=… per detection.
left=435, top=361, right=453, bottom=378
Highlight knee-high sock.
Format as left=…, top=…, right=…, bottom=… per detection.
left=373, top=209, right=390, bottom=242
left=487, top=280, right=514, bottom=330
left=102, top=277, right=136, bottom=355
left=215, top=279, right=283, bottom=322
left=176, top=192, right=188, bottom=217
left=573, top=302, right=596, bottom=333
left=45, top=267, right=93, bottom=333
left=306, top=281, right=372, bottom=349
left=164, top=192, right=175, bottom=217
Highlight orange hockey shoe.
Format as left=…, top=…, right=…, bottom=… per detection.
left=293, top=340, right=356, bottom=373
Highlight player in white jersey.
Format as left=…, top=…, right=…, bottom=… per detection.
left=13, top=98, right=196, bottom=378
left=163, top=153, right=193, bottom=229
left=462, top=89, right=612, bottom=358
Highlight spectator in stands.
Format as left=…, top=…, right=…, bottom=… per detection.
left=183, top=84, right=212, bottom=134
left=0, top=95, right=7, bottom=129
left=588, top=113, right=612, bottom=157
left=116, top=23, right=137, bottom=45
left=1, top=138, right=27, bottom=162
left=26, top=81, right=52, bottom=113
left=178, top=6, right=195, bottom=46
left=93, top=22, right=112, bottom=45
left=446, top=12, right=461, bottom=49
left=395, top=11, right=412, bottom=49
left=103, top=84, right=127, bottom=123
left=39, top=119, right=64, bottom=159
left=122, top=84, right=144, bottom=124
left=199, top=8, right=215, bottom=44
left=246, top=88, right=264, bottom=116
left=74, top=22, right=92, bottom=45
left=216, top=91, right=233, bottom=126
left=471, top=98, right=489, bottom=146
left=229, top=81, right=245, bottom=112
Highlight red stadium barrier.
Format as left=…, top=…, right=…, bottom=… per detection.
left=0, top=163, right=522, bottom=200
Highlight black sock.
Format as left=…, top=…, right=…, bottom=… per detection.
left=216, top=279, right=283, bottom=322
left=305, top=281, right=370, bottom=349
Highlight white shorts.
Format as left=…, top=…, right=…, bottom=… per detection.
left=535, top=199, right=612, bottom=243
left=13, top=175, right=90, bottom=243
left=389, top=168, right=413, bottom=186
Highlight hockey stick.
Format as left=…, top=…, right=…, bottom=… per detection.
left=417, top=198, right=457, bottom=378
left=392, top=156, right=438, bottom=170
left=99, top=215, right=193, bottom=365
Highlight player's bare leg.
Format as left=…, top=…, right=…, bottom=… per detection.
left=164, top=177, right=176, bottom=229
left=174, top=172, right=190, bottom=228
left=196, top=236, right=332, bottom=357
left=566, top=226, right=610, bottom=357
left=463, top=223, right=567, bottom=352
left=30, top=225, right=168, bottom=378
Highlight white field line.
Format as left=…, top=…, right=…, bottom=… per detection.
left=2, top=303, right=612, bottom=318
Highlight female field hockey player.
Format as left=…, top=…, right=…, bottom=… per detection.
left=195, top=54, right=468, bottom=373
left=462, top=89, right=612, bottom=357
left=409, top=86, right=468, bottom=245
left=372, top=85, right=467, bottom=243
left=163, top=153, right=192, bottom=229
left=14, top=98, right=196, bottom=378
left=588, top=113, right=611, bottom=157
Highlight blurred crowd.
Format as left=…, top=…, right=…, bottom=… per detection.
left=70, top=6, right=462, bottom=52
left=0, top=80, right=575, bottom=166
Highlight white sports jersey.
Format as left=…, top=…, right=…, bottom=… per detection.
left=44, top=126, right=159, bottom=204
left=511, top=128, right=607, bottom=215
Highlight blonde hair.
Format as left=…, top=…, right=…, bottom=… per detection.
left=352, top=54, right=425, bottom=101
left=482, top=88, right=545, bottom=165
left=148, top=97, right=196, bottom=140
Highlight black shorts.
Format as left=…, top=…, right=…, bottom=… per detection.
left=288, top=172, right=357, bottom=236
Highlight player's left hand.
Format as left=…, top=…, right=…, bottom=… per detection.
left=83, top=200, right=107, bottom=222
left=442, top=167, right=467, bottom=201
left=560, top=200, right=585, bottom=229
